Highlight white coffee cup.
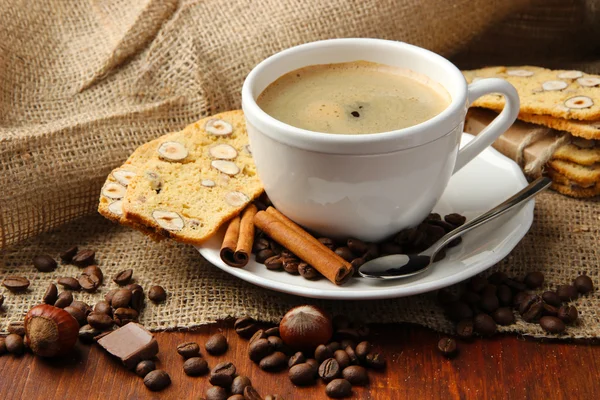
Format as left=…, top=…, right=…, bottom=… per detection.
left=242, top=38, right=519, bottom=242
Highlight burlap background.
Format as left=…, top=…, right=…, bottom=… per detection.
left=1, top=0, right=599, bottom=337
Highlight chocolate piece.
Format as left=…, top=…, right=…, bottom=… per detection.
left=97, top=322, right=158, bottom=369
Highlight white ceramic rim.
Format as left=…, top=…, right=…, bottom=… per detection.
left=242, top=38, right=468, bottom=155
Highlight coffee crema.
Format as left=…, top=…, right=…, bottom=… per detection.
left=256, top=61, right=451, bottom=135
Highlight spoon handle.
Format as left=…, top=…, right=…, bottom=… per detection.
left=424, top=176, right=552, bottom=257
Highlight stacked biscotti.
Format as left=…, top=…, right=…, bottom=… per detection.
left=463, top=66, right=600, bottom=198
left=98, top=110, right=264, bottom=244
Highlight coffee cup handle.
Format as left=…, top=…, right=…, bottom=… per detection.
left=453, top=78, right=520, bottom=173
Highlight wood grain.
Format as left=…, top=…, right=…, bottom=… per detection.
left=1, top=323, right=599, bottom=399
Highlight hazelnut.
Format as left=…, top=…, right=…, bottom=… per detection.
left=24, top=304, right=79, bottom=357
left=279, top=305, right=333, bottom=350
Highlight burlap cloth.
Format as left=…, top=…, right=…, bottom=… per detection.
left=1, top=0, right=599, bottom=337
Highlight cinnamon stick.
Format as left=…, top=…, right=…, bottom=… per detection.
left=233, top=204, right=258, bottom=266
left=220, top=216, right=240, bottom=267
left=254, top=210, right=353, bottom=285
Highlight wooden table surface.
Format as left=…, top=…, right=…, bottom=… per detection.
left=1, top=322, right=599, bottom=400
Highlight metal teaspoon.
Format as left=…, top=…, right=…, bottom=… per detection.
left=358, top=176, right=552, bottom=280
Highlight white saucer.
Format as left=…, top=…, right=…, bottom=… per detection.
left=197, top=133, right=533, bottom=300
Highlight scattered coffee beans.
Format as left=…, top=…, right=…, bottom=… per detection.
left=94, top=300, right=112, bottom=316
left=364, top=352, right=386, bottom=370
left=3, top=276, right=30, bottom=292
left=54, top=291, right=73, bottom=308
left=264, top=326, right=279, bottom=337
left=325, top=378, right=352, bottom=398
left=473, top=314, right=497, bottom=336
left=333, top=349, right=351, bottom=369
left=243, top=386, right=263, bottom=400
left=315, top=344, right=334, bottom=363
left=209, top=361, right=237, bottom=387
left=43, top=283, right=58, bottom=305
left=206, top=386, right=228, bottom=400
left=354, top=341, right=371, bottom=361
left=524, top=271, right=544, bottom=289
left=111, top=288, right=132, bottom=308
left=456, top=319, right=474, bottom=340
left=64, top=305, right=87, bottom=326
left=57, top=277, right=80, bottom=291
left=183, top=357, right=209, bottom=376
left=59, top=246, right=78, bottom=263
left=5, top=334, right=25, bottom=355
left=541, top=291, right=562, bottom=307
left=487, top=271, right=508, bottom=285
left=136, top=360, right=156, bottom=377
left=267, top=335, right=286, bottom=352
left=249, top=338, right=273, bottom=362
left=520, top=295, right=543, bottom=322
left=143, top=369, right=171, bottom=391
left=72, top=249, right=95, bottom=267
left=573, top=275, right=594, bottom=294
left=113, top=269, right=133, bottom=285
left=79, top=325, right=101, bottom=344
left=437, top=337, right=457, bottom=357
left=540, top=316, right=566, bottom=334
left=231, top=375, right=252, bottom=395
left=492, top=307, right=515, bottom=326
left=8, top=322, right=25, bottom=336
left=342, top=365, right=369, bottom=386
left=177, top=341, right=200, bottom=359
left=259, top=351, right=287, bottom=371
left=289, top=363, right=317, bottom=386
left=288, top=351, right=306, bottom=368
left=78, top=273, right=101, bottom=292
left=87, top=312, right=114, bottom=330
left=558, top=305, right=578, bottom=324
left=32, top=255, right=57, bottom=272
left=319, top=358, right=341, bottom=382
left=206, top=333, right=228, bottom=355
left=556, top=285, right=578, bottom=302
left=147, top=285, right=166, bottom=303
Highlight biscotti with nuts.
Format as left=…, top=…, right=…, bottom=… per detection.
left=122, top=110, right=264, bottom=245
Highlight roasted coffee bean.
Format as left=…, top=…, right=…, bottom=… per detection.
left=111, top=288, right=132, bottom=308
left=344, top=345, right=359, bottom=365
left=229, top=394, right=245, bottom=400
left=342, top=365, right=369, bottom=386
left=540, top=316, right=566, bottom=334
left=43, top=283, right=58, bottom=305
left=64, top=305, right=87, bottom=326
left=210, top=361, right=237, bottom=386
left=68, top=301, right=90, bottom=316
left=540, top=300, right=558, bottom=315
left=282, top=258, right=300, bottom=274
left=445, top=301, right=473, bottom=322
left=444, top=213, right=466, bottom=226
left=206, top=386, right=228, bottom=400
left=112, top=269, right=133, bottom=285
left=379, top=241, right=402, bottom=255
left=79, top=324, right=101, bottom=344
left=143, top=370, right=171, bottom=391
left=340, top=340, right=355, bottom=350
left=243, top=386, right=263, bottom=400
left=177, top=341, right=200, bottom=358
left=512, top=291, right=528, bottom=309
left=468, top=276, right=487, bottom=293
left=456, top=319, right=474, bottom=340
left=72, top=249, right=95, bottom=267
left=519, top=294, right=540, bottom=315
left=256, top=249, right=276, bottom=264
left=437, top=337, right=457, bottom=357
left=231, top=375, right=252, bottom=395
left=334, top=247, right=355, bottom=262
left=437, top=289, right=459, bottom=305
left=481, top=284, right=497, bottom=297
left=505, top=278, right=527, bottom=293
left=354, top=341, right=372, bottom=361
left=264, top=326, right=279, bottom=336
left=87, top=312, right=114, bottom=330
left=541, top=291, right=562, bottom=307
left=364, top=352, right=386, bottom=369
left=298, top=263, right=321, bottom=279
left=78, top=273, right=101, bottom=292
left=315, top=344, right=334, bottom=362
left=461, top=291, right=480, bottom=305
left=480, top=293, right=500, bottom=313
left=3, top=276, right=30, bottom=292
left=184, top=357, right=209, bottom=376
left=83, top=265, right=103, bottom=282
left=524, top=271, right=545, bottom=289
left=113, top=307, right=138, bottom=325
left=136, top=360, right=156, bottom=377
left=326, top=342, right=341, bottom=353
left=267, top=336, right=285, bottom=352
left=557, top=285, right=579, bottom=302
left=487, top=271, right=508, bottom=285
left=428, top=219, right=455, bottom=234
left=206, top=333, right=228, bottom=355
left=325, top=378, right=352, bottom=399
left=305, top=358, right=319, bottom=372
left=58, top=277, right=80, bottom=291
left=130, top=289, right=144, bottom=312
left=288, top=351, right=306, bottom=368
left=33, top=254, right=57, bottom=272
left=249, top=329, right=267, bottom=345
left=333, top=349, right=351, bottom=369
left=260, top=351, right=287, bottom=371
left=125, top=283, right=143, bottom=293
left=5, top=334, right=25, bottom=355
left=60, top=246, right=78, bottom=263
left=319, top=358, right=341, bottom=382
left=148, top=285, right=166, bottom=302
left=347, top=238, right=368, bottom=255
left=8, top=322, right=25, bottom=336
left=249, top=338, right=273, bottom=362
left=496, top=285, right=513, bottom=306
left=492, top=307, right=515, bottom=326
left=264, top=255, right=284, bottom=271
left=558, top=305, right=578, bottom=324
left=54, top=291, right=73, bottom=308
left=332, top=315, right=351, bottom=331
left=364, top=243, right=379, bottom=260
left=253, top=237, right=270, bottom=252
left=289, top=363, right=317, bottom=386
left=280, top=249, right=295, bottom=258
left=574, top=275, right=594, bottom=294
left=104, top=288, right=118, bottom=304
left=474, top=314, right=497, bottom=336
left=318, top=237, right=336, bottom=250
left=520, top=295, right=544, bottom=322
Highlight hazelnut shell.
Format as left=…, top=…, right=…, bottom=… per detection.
left=24, top=304, right=79, bottom=357
left=279, top=305, right=333, bottom=350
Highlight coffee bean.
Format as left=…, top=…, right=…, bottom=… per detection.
left=541, top=291, right=561, bottom=307
left=148, top=285, right=166, bottom=302
left=379, top=241, right=403, bottom=255
left=496, top=285, right=512, bottom=306
left=319, top=358, right=341, bottom=382
left=334, top=247, right=355, bottom=262
left=112, top=269, right=133, bottom=285
left=558, top=305, right=578, bottom=324
left=143, top=370, right=171, bottom=391
left=492, top=307, right=515, bottom=326
left=347, top=238, right=368, bottom=255
left=72, top=249, right=95, bottom=267
left=130, top=289, right=144, bottom=312
left=364, top=352, right=386, bottom=369
left=468, top=276, right=487, bottom=293
left=249, top=329, right=267, bottom=345
left=58, top=277, right=80, bottom=291
left=437, top=289, right=459, bottom=304
left=184, top=357, right=209, bottom=376
left=512, top=291, right=528, bottom=309
left=557, top=285, right=579, bottom=302
left=540, top=316, right=566, bottom=334
left=282, top=258, right=300, bottom=274
left=253, top=237, right=270, bottom=252
left=64, top=305, right=87, bottom=326
left=288, top=351, right=306, bottom=368
left=298, top=263, right=321, bottom=279
left=231, top=375, right=252, bottom=395
left=71, top=300, right=91, bottom=315
left=341, top=365, right=368, bottom=386
left=445, top=301, right=473, bottom=322
left=259, top=351, right=287, bottom=371
left=33, top=255, right=57, bottom=272
left=125, top=283, right=143, bottom=293
left=206, top=386, right=228, bottom=400
left=249, top=338, right=273, bottom=362
left=210, top=361, right=236, bottom=386
left=206, top=333, right=228, bottom=355
left=456, top=319, right=474, bottom=340
left=314, top=344, right=333, bottom=363
left=3, top=276, right=30, bottom=292
left=344, top=345, right=359, bottom=365
left=8, top=322, right=25, bottom=336
left=542, top=303, right=559, bottom=317
left=574, top=275, right=594, bottom=294
left=339, top=340, right=355, bottom=350
left=90, top=301, right=110, bottom=317
left=263, top=255, right=283, bottom=271
left=60, top=246, right=78, bottom=263
left=136, top=360, right=156, bottom=377
left=437, top=337, right=457, bottom=357
left=327, top=342, right=341, bottom=353
left=5, top=334, right=25, bottom=355
left=111, top=288, right=132, bottom=308
left=229, top=394, right=245, bottom=400
left=267, top=336, right=286, bottom=353
left=523, top=271, right=544, bottom=289
left=243, top=386, right=263, bottom=400
left=333, top=349, right=351, bottom=369
left=79, top=324, right=101, bottom=344
left=78, top=273, right=101, bottom=292
left=521, top=297, right=544, bottom=323
left=444, top=213, right=466, bottom=226
left=87, top=312, right=114, bottom=330
left=43, top=283, right=58, bottom=305
left=481, top=284, right=497, bottom=297
left=461, top=291, right=480, bottom=305
left=355, top=341, right=372, bottom=361
left=177, top=341, right=200, bottom=358
left=505, top=278, right=527, bottom=293
left=289, top=363, right=317, bottom=386
left=326, top=378, right=352, bottom=398
left=235, top=316, right=259, bottom=339
left=318, top=237, right=336, bottom=250
left=54, top=291, right=73, bottom=308
left=104, top=288, right=118, bottom=304
left=487, top=271, right=508, bottom=285
left=479, top=293, right=500, bottom=313
left=474, top=314, right=497, bottom=336
left=306, top=358, right=319, bottom=372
